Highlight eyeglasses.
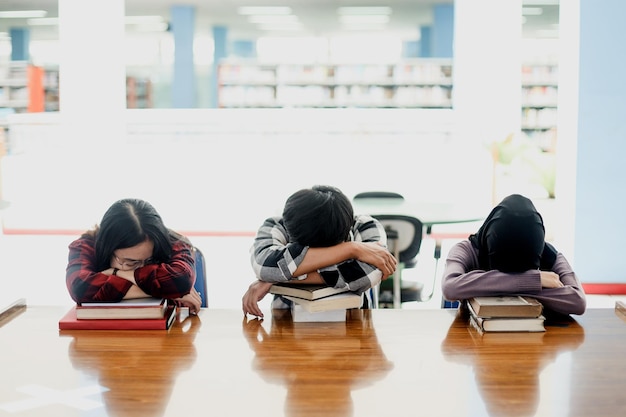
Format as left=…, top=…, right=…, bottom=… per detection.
left=113, top=254, right=154, bottom=270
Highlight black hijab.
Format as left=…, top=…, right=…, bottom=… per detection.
left=468, top=194, right=558, bottom=272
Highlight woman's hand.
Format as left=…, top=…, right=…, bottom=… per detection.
left=242, top=280, right=274, bottom=318
left=173, top=288, right=202, bottom=315
left=355, top=242, right=398, bottom=279
left=540, top=271, right=564, bottom=288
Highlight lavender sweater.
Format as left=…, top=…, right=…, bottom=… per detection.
left=442, top=240, right=586, bottom=315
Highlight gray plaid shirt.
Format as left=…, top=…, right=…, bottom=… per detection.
left=250, top=214, right=387, bottom=294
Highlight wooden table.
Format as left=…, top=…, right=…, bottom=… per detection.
left=1, top=306, right=625, bottom=417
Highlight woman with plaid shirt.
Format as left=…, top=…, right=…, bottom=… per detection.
left=66, top=198, right=202, bottom=314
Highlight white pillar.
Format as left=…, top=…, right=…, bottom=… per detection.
left=453, top=0, right=522, bottom=146
left=553, top=0, right=580, bottom=259
left=58, top=0, right=126, bottom=149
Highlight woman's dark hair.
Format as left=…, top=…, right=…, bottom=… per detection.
left=92, top=198, right=181, bottom=271
left=282, top=185, right=354, bottom=247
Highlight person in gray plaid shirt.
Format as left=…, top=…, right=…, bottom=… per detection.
left=242, top=185, right=397, bottom=317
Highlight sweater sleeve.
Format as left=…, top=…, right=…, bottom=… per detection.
left=66, top=236, right=133, bottom=303
left=250, top=217, right=309, bottom=282
left=441, top=240, right=541, bottom=301
left=441, top=240, right=586, bottom=316
left=522, top=253, right=587, bottom=315
left=317, top=215, right=386, bottom=294
left=133, top=240, right=196, bottom=299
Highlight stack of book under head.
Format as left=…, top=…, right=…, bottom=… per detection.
left=58, top=298, right=177, bottom=330
left=269, top=283, right=362, bottom=322
left=466, top=296, right=546, bottom=333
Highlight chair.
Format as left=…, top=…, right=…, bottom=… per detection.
left=375, top=215, right=424, bottom=308
left=354, top=191, right=405, bottom=200
left=441, top=299, right=460, bottom=309
left=353, top=192, right=431, bottom=308
left=193, top=247, right=208, bottom=308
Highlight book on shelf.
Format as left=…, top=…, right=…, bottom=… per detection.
left=269, top=283, right=349, bottom=300
left=76, top=297, right=167, bottom=320
left=284, top=292, right=362, bottom=313
left=467, top=301, right=545, bottom=333
left=468, top=296, right=543, bottom=318
left=59, top=305, right=177, bottom=330
left=290, top=304, right=348, bottom=322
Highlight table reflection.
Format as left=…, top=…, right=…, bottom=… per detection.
left=63, top=314, right=201, bottom=417
left=243, top=309, right=393, bottom=417
left=441, top=310, right=585, bottom=417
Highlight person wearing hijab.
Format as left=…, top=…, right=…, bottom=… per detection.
left=441, top=194, right=586, bottom=316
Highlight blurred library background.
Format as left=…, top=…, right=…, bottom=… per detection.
left=0, top=0, right=625, bottom=309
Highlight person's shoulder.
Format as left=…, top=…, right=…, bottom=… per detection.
left=353, top=214, right=377, bottom=224
left=256, top=216, right=288, bottom=238
left=171, top=237, right=193, bottom=251
left=448, top=239, right=476, bottom=256
left=456, top=239, right=474, bottom=249
left=69, top=233, right=95, bottom=249
left=259, top=216, right=284, bottom=228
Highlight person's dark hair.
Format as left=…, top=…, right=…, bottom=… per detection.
left=282, top=185, right=354, bottom=247
left=92, top=198, right=182, bottom=271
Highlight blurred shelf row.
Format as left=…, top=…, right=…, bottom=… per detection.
left=0, top=61, right=152, bottom=116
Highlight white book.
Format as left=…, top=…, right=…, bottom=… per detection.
left=290, top=304, right=347, bottom=322
left=76, top=297, right=167, bottom=320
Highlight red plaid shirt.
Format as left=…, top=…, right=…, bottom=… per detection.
left=66, top=235, right=196, bottom=303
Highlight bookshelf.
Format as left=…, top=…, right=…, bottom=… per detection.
left=43, top=67, right=60, bottom=112
left=0, top=61, right=29, bottom=113
left=217, top=59, right=453, bottom=109
left=126, top=76, right=153, bottom=109
left=27, top=72, right=154, bottom=111
left=521, top=63, right=558, bottom=152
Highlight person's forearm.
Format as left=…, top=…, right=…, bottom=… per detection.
left=292, top=242, right=356, bottom=276
left=288, top=271, right=326, bottom=284
left=123, top=285, right=151, bottom=299
left=114, top=268, right=137, bottom=285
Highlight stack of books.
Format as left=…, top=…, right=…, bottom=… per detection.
left=269, top=283, right=362, bottom=322
left=466, top=296, right=546, bottom=333
left=58, top=298, right=177, bottom=330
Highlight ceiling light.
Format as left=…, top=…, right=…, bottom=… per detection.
left=337, top=7, right=392, bottom=16
left=341, top=23, right=388, bottom=32
left=339, top=15, right=390, bottom=25
left=257, top=23, right=303, bottom=32
left=237, top=7, right=292, bottom=16
left=248, top=15, right=299, bottom=24
left=0, top=10, right=47, bottom=18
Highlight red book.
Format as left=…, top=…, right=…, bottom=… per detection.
left=59, top=305, right=177, bottom=330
